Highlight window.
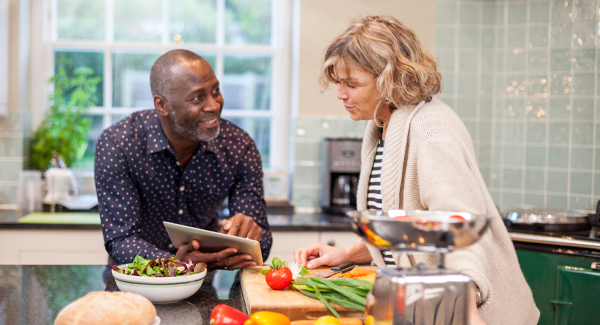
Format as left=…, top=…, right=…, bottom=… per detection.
left=47, top=0, right=291, bottom=170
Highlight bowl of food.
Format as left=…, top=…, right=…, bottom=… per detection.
left=110, top=255, right=208, bottom=304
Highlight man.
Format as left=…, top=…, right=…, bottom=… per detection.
left=95, top=49, right=272, bottom=270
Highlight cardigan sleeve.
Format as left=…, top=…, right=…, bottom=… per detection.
left=416, top=137, right=496, bottom=304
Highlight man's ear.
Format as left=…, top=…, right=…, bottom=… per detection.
left=154, top=95, right=170, bottom=117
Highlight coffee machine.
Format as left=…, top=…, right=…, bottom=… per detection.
left=321, top=138, right=362, bottom=214
left=347, top=210, right=491, bottom=324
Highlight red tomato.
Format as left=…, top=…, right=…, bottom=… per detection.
left=265, top=266, right=293, bottom=290
left=449, top=215, right=466, bottom=222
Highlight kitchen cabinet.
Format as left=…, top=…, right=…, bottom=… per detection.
left=516, top=249, right=600, bottom=325
left=266, top=231, right=359, bottom=264
left=0, top=228, right=360, bottom=266
left=0, top=229, right=108, bottom=265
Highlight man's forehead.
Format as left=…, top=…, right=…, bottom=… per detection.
left=170, top=59, right=216, bottom=81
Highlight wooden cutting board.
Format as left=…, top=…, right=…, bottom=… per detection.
left=240, top=266, right=375, bottom=321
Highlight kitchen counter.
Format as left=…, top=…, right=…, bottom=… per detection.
left=0, top=264, right=245, bottom=325
left=0, top=209, right=354, bottom=231
left=3, top=209, right=600, bottom=251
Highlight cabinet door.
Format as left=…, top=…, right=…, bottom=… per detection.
left=268, top=232, right=319, bottom=264
left=319, top=231, right=360, bottom=248
left=554, top=265, right=600, bottom=325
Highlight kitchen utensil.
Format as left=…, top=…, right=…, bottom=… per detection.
left=504, top=207, right=591, bottom=233
left=313, top=261, right=355, bottom=278
left=43, top=168, right=80, bottom=204
left=347, top=209, right=491, bottom=325
left=240, top=266, right=374, bottom=320
left=347, top=210, right=490, bottom=254
left=112, top=265, right=208, bottom=304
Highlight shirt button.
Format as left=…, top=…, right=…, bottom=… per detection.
left=180, top=186, right=185, bottom=192
left=178, top=209, right=183, bottom=215
left=176, top=161, right=181, bottom=166
left=168, top=244, right=173, bottom=248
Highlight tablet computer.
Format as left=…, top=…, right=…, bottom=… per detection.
left=163, top=221, right=263, bottom=266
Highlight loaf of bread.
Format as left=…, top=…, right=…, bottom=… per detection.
left=54, top=291, right=156, bottom=325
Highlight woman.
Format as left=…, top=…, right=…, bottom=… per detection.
left=294, top=15, right=539, bottom=325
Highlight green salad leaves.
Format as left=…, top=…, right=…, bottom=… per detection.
left=109, top=254, right=207, bottom=277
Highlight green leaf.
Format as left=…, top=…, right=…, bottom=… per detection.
left=261, top=269, right=270, bottom=276
left=272, top=257, right=283, bottom=267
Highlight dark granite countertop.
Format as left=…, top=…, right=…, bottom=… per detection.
left=0, top=264, right=244, bottom=325
left=3, top=209, right=600, bottom=256
left=0, top=209, right=353, bottom=232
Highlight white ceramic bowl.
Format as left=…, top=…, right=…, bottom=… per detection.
left=112, top=265, right=207, bottom=304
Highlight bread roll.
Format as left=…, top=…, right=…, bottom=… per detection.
left=54, top=291, right=156, bottom=325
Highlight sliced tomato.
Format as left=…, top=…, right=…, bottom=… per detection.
left=265, top=266, right=293, bottom=290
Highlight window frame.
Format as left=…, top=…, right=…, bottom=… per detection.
left=37, top=0, right=291, bottom=171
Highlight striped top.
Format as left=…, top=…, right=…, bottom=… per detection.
left=366, top=136, right=397, bottom=266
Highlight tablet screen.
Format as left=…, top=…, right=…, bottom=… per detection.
left=163, top=221, right=264, bottom=266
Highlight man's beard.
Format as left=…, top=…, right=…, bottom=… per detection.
left=170, top=109, right=220, bottom=142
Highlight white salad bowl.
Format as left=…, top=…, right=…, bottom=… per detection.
left=112, top=265, right=208, bottom=304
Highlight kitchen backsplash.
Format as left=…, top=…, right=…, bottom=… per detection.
left=0, top=111, right=29, bottom=209
left=291, top=117, right=367, bottom=210
left=292, top=0, right=600, bottom=213
left=435, top=0, right=600, bottom=212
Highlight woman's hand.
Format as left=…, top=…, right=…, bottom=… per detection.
left=294, top=241, right=373, bottom=268
left=294, top=242, right=350, bottom=268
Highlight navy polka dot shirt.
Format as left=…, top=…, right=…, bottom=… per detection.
left=94, top=109, right=272, bottom=264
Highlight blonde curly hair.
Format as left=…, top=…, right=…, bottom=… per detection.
left=320, top=15, right=442, bottom=110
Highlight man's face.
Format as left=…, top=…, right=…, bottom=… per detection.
left=167, top=60, right=224, bottom=142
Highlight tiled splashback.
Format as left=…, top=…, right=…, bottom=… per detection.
left=0, top=111, right=29, bottom=208
left=293, top=0, right=600, bottom=213
left=291, top=117, right=367, bottom=210
left=435, top=0, right=600, bottom=212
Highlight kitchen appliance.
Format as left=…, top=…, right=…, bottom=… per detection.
left=43, top=168, right=80, bottom=205
left=322, top=138, right=361, bottom=214
left=347, top=210, right=491, bottom=325
left=504, top=207, right=591, bottom=234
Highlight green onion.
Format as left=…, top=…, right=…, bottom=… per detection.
left=291, top=276, right=372, bottom=317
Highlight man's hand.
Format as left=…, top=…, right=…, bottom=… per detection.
left=174, top=239, right=256, bottom=271
left=220, top=213, right=263, bottom=241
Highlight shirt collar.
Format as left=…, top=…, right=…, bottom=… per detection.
left=145, top=111, right=223, bottom=156
left=145, top=111, right=172, bottom=155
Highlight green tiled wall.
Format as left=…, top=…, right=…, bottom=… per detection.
left=436, top=0, right=600, bottom=212
left=291, top=117, right=367, bottom=209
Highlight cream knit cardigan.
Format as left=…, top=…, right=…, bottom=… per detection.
left=356, top=97, right=540, bottom=325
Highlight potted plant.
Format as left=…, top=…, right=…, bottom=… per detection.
left=29, top=56, right=101, bottom=170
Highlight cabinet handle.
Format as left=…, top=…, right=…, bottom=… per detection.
left=551, top=299, right=572, bottom=306
left=327, top=240, right=336, bottom=246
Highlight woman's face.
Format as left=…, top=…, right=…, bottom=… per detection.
left=335, top=64, right=386, bottom=121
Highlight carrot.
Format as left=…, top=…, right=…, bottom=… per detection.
left=342, top=268, right=376, bottom=278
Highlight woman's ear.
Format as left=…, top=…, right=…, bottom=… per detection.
left=154, top=95, right=170, bottom=117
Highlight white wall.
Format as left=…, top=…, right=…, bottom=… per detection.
left=296, top=0, right=436, bottom=117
